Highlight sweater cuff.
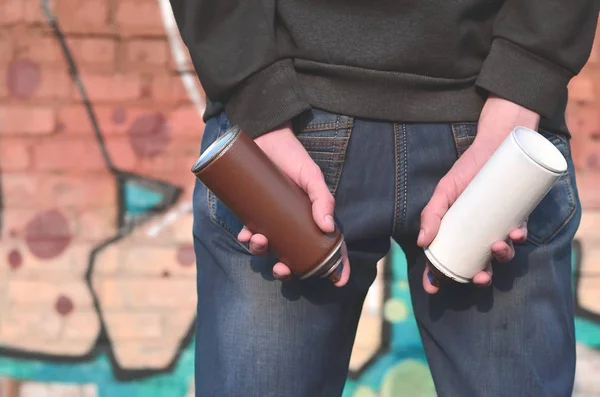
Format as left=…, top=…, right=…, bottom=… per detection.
left=476, top=39, right=573, bottom=119
left=225, top=59, right=311, bottom=139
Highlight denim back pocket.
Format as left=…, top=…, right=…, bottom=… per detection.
left=202, top=113, right=250, bottom=252
left=450, top=123, right=477, bottom=158
left=295, top=109, right=354, bottom=196
left=525, top=131, right=578, bottom=246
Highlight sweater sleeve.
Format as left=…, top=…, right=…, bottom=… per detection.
left=476, top=2, right=598, bottom=118
left=169, top=0, right=311, bottom=138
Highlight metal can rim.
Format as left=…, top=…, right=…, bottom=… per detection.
left=191, top=126, right=241, bottom=175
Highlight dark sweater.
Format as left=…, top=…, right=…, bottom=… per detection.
left=170, top=0, right=598, bottom=138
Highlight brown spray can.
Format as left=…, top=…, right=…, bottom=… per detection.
left=191, top=126, right=344, bottom=283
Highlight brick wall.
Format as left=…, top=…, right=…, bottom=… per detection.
left=0, top=1, right=599, bottom=396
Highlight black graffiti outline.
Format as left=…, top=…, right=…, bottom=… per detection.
left=346, top=256, right=393, bottom=379
left=347, top=238, right=600, bottom=380
left=0, top=1, right=194, bottom=382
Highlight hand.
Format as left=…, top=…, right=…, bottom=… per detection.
left=237, top=123, right=351, bottom=287
left=417, top=95, right=541, bottom=294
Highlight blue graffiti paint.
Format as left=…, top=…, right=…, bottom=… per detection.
left=124, top=181, right=165, bottom=217
left=0, top=343, right=195, bottom=397
left=0, top=240, right=596, bottom=396
left=342, top=242, right=432, bottom=396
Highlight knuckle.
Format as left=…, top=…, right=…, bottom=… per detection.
left=323, top=194, right=335, bottom=207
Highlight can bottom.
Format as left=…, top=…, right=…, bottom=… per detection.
left=299, top=238, right=344, bottom=283
left=424, top=247, right=471, bottom=284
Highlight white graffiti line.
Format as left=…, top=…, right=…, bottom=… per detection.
left=157, top=0, right=206, bottom=116
left=146, top=200, right=193, bottom=237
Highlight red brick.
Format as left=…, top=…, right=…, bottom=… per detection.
left=38, top=174, right=117, bottom=209
left=577, top=171, right=600, bottom=209
left=0, top=173, right=38, bottom=208
left=57, top=105, right=176, bottom=138
left=0, top=33, right=14, bottom=63
left=137, top=135, right=200, bottom=172
left=33, top=68, right=72, bottom=100
left=0, top=105, right=55, bottom=135
left=32, top=138, right=108, bottom=172
left=0, top=0, right=23, bottom=25
left=122, top=39, right=168, bottom=71
left=57, top=105, right=124, bottom=136
left=166, top=34, right=195, bottom=73
left=568, top=72, right=596, bottom=103
left=14, top=33, right=66, bottom=68
left=77, top=207, right=118, bottom=242
left=67, top=37, right=117, bottom=72
left=104, top=138, right=138, bottom=171
left=55, top=0, right=112, bottom=35
left=169, top=106, right=205, bottom=136
left=571, top=137, right=600, bottom=171
left=0, top=69, right=8, bottom=99
left=116, top=1, right=166, bottom=37
left=150, top=74, right=196, bottom=105
left=566, top=102, right=600, bottom=139
left=567, top=103, right=600, bottom=171
left=23, top=0, right=45, bottom=24
left=5, top=67, right=73, bottom=101
left=0, top=139, right=32, bottom=171
left=75, top=73, right=142, bottom=102
left=588, top=38, right=600, bottom=66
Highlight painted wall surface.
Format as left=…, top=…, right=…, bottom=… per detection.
left=0, top=1, right=598, bottom=396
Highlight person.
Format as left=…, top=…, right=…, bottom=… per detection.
left=169, top=1, right=598, bottom=396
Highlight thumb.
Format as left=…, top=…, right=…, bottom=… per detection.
left=300, top=166, right=336, bottom=233
left=418, top=186, right=451, bottom=247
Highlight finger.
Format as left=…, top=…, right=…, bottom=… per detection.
left=422, top=263, right=440, bottom=294
left=418, top=183, right=452, bottom=247
left=299, top=165, right=336, bottom=233
left=272, top=262, right=292, bottom=281
left=237, top=226, right=253, bottom=243
left=333, top=243, right=351, bottom=287
left=249, top=234, right=269, bottom=256
left=491, top=240, right=514, bottom=262
left=472, top=262, right=493, bottom=287
left=508, top=221, right=528, bottom=243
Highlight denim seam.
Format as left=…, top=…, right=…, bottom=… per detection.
left=331, top=117, right=353, bottom=196
left=392, top=123, right=401, bottom=235
left=527, top=204, right=577, bottom=247
left=303, top=121, right=353, bottom=131
left=205, top=117, right=252, bottom=254
left=526, top=134, right=578, bottom=246
left=451, top=123, right=476, bottom=157
left=298, top=115, right=353, bottom=196
left=401, top=124, right=408, bottom=230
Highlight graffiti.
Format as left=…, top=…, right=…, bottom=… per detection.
left=572, top=211, right=600, bottom=350
left=0, top=1, right=599, bottom=397
left=0, top=0, right=201, bottom=394
left=343, top=245, right=435, bottom=397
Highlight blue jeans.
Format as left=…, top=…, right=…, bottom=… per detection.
left=192, top=109, right=581, bottom=397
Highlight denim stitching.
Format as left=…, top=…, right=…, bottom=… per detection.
left=331, top=119, right=352, bottom=196
left=298, top=115, right=353, bottom=196
left=451, top=123, right=476, bottom=157
left=303, top=121, right=353, bottom=131
left=451, top=124, right=461, bottom=156
left=528, top=203, right=577, bottom=246
left=526, top=132, right=578, bottom=246
left=206, top=113, right=251, bottom=253
left=401, top=123, right=408, bottom=230
left=297, top=141, right=349, bottom=150
left=392, top=123, right=401, bottom=235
